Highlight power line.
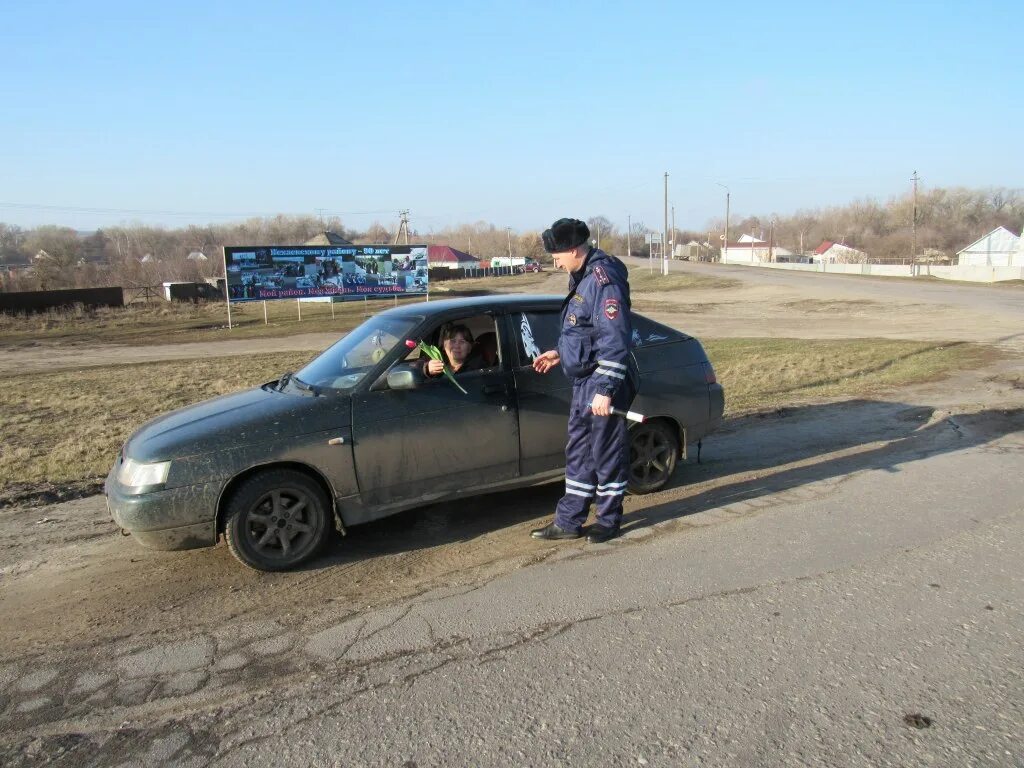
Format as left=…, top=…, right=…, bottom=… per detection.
left=0, top=202, right=396, bottom=219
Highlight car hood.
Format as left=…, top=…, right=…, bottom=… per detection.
left=126, top=384, right=352, bottom=462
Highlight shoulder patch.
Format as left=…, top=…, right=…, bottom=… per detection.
left=592, top=265, right=611, bottom=285
left=604, top=298, right=620, bottom=321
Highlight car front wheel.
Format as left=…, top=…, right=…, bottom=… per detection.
left=628, top=420, right=679, bottom=494
left=224, top=469, right=332, bottom=571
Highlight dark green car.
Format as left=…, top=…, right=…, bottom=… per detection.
left=105, top=295, right=724, bottom=571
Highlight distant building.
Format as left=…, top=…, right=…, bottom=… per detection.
left=722, top=234, right=794, bottom=264
left=187, top=251, right=208, bottom=261
left=674, top=240, right=712, bottom=260
left=956, top=226, right=1020, bottom=266
left=814, top=241, right=868, bottom=263
left=427, top=245, right=481, bottom=270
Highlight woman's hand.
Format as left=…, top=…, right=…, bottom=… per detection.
left=426, top=359, right=445, bottom=376
left=532, top=350, right=560, bottom=373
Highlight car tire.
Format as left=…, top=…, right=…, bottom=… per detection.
left=627, top=420, right=679, bottom=494
left=224, top=469, right=332, bottom=571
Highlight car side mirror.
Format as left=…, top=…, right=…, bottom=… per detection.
left=386, top=369, right=418, bottom=390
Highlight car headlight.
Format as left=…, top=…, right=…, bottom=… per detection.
left=117, top=458, right=171, bottom=489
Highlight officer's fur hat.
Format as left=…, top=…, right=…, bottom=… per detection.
left=542, top=218, right=590, bottom=253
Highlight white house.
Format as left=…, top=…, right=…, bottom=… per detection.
left=427, top=245, right=481, bottom=270
left=814, top=241, right=868, bottom=263
left=722, top=234, right=794, bottom=264
left=956, top=226, right=1020, bottom=266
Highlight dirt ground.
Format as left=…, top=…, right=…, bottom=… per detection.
left=1, top=263, right=1022, bottom=762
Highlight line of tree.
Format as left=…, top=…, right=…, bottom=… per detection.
left=716, top=186, right=1023, bottom=261
left=1, top=186, right=1020, bottom=291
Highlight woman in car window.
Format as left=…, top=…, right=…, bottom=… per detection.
left=424, top=323, right=485, bottom=377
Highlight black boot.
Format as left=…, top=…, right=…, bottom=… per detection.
left=530, top=522, right=581, bottom=540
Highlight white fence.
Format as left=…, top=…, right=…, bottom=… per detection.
left=727, top=261, right=1024, bottom=283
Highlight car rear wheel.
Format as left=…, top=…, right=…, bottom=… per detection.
left=628, top=420, right=679, bottom=494
left=224, top=469, right=332, bottom=571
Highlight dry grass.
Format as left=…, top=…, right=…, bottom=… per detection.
left=0, top=351, right=312, bottom=500
left=705, top=338, right=993, bottom=415
left=0, top=299, right=379, bottom=347
left=0, top=338, right=989, bottom=502
left=429, top=271, right=554, bottom=294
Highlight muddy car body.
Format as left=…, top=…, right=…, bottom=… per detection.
left=106, top=295, right=724, bottom=570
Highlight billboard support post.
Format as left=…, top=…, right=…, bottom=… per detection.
left=263, top=301, right=268, bottom=325
left=297, top=299, right=302, bottom=322
left=222, top=246, right=233, bottom=330
left=330, top=301, right=335, bottom=320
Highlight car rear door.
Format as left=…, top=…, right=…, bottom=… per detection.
left=507, top=309, right=572, bottom=476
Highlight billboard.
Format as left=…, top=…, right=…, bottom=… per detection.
left=224, top=244, right=428, bottom=303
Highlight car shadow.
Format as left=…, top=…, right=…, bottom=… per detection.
left=621, top=403, right=1024, bottom=535
left=303, top=400, right=1024, bottom=570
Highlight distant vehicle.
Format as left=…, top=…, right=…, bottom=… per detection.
left=490, top=256, right=527, bottom=269
left=106, top=295, right=724, bottom=571
left=522, top=261, right=543, bottom=273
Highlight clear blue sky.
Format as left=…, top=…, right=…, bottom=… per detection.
left=1, top=0, right=1020, bottom=235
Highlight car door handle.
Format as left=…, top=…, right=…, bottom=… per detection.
left=328, top=437, right=345, bottom=445
left=481, top=384, right=507, bottom=395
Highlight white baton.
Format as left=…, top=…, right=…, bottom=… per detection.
left=591, top=401, right=646, bottom=423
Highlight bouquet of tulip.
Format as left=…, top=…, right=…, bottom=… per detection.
left=405, top=339, right=468, bottom=394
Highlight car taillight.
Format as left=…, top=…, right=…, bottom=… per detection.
left=703, top=361, right=717, bottom=385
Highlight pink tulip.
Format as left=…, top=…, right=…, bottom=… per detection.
left=404, top=339, right=417, bottom=349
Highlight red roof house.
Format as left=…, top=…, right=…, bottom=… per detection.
left=427, top=245, right=481, bottom=269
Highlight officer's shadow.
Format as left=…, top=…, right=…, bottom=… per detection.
left=619, top=399, right=1024, bottom=535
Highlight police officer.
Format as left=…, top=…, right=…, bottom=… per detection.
left=531, top=218, right=637, bottom=544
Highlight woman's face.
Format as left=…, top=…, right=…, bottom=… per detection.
left=443, top=332, right=472, bottom=365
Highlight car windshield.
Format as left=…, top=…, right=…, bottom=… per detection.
left=295, top=314, right=422, bottom=391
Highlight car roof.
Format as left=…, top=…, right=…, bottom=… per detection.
left=380, top=294, right=564, bottom=319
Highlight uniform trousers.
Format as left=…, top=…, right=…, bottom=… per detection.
left=553, top=377, right=634, bottom=532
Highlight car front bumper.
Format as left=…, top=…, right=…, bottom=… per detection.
left=105, top=469, right=221, bottom=551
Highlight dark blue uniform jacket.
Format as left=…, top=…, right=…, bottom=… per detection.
left=558, top=248, right=637, bottom=397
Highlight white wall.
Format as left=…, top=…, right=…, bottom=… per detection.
left=722, top=261, right=1024, bottom=283
left=958, top=252, right=1017, bottom=267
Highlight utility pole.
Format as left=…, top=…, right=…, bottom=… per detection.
left=393, top=210, right=411, bottom=245
left=663, top=172, right=669, bottom=275
left=717, top=183, right=730, bottom=263
left=911, top=170, right=920, bottom=265
left=627, top=214, right=631, bottom=259
left=671, top=205, right=676, bottom=261
left=316, top=208, right=326, bottom=229
left=506, top=227, right=512, bottom=259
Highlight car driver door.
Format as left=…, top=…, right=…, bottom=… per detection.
left=350, top=313, right=520, bottom=510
